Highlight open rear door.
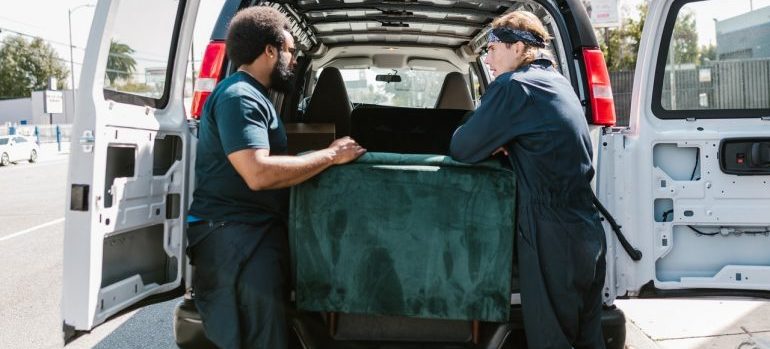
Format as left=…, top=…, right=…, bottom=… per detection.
left=598, top=0, right=770, bottom=301
left=62, top=0, right=200, bottom=340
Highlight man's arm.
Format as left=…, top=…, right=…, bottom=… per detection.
left=449, top=80, right=529, bottom=163
left=228, top=136, right=365, bottom=191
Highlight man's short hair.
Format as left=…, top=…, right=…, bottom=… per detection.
left=226, top=6, right=291, bottom=67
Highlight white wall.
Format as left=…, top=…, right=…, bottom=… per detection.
left=0, top=90, right=77, bottom=125
left=0, top=97, right=32, bottom=124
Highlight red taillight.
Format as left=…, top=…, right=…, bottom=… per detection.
left=191, top=41, right=226, bottom=119
left=582, top=48, right=616, bottom=126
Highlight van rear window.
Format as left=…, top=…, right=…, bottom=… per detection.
left=102, top=0, right=185, bottom=109
left=326, top=68, right=450, bottom=108
left=653, top=0, right=770, bottom=119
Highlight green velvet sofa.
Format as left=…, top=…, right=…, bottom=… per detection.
left=290, top=152, right=516, bottom=322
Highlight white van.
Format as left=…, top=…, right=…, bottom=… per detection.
left=62, top=0, right=770, bottom=347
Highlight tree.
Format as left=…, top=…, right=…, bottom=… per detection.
left=598, top=2, right=701, bottom=70
left=0, top=35, right=68, bottom=99
left=699, top=43, right=717, bottom=64
left=669, top=8, right=699, bottom=65
left=118, top=81, right=155, bottom=94
left=622, top=1, right=647, bottom=66
left=597, top=1, right=647, bottom=71
left=106, top=39, right=137, bottom=85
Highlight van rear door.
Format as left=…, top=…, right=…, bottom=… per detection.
left=62, top=0, right=199, bottom=340
left=598, top=0, right=770, bottom=300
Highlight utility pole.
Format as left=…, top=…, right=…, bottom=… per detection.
left=68, top=4, right=95, bottom=119
left=190, top=40, right=196, bottom=95
left=669, top=40, right=677, bottom=110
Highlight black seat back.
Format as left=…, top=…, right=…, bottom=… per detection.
left=305, top=67, right=352, bottom=136
left=435, top=72, right=474, bottom=110
left=350, top=107, right=467, bottom=155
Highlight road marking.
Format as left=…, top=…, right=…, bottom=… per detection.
left=0, top=218, right=65, bottom=243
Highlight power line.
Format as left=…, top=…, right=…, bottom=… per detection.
left=0, top=26, right=85, bottom=51
left=0, top=15, right=45, bottom=32
left=4, top=26, right=177, bottom=59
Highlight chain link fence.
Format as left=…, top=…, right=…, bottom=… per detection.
left=610, top=58, right=770, bottom=126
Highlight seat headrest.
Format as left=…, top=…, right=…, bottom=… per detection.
left=434, top=72, right=474, bottom=110
left=306, top=67, right=353, bottom=136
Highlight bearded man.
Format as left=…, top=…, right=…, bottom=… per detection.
left=188, top=6, right=365, bottom=349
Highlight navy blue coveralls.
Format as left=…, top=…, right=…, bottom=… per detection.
left=450, top=60, right=607, bottom=349
left=189, top=71, right=290, bottom=349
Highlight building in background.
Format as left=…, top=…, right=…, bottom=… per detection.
left=0, top=90, right=76, bottom=125
left=715, top=5, right=770, bottom=60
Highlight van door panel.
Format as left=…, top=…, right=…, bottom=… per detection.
left=602, top=0, right=770, bottom=297
left=62, top=0, right=199, bottom=337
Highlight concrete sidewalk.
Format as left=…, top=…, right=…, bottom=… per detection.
left=617, top=299, right=770, bottom=349
left=38, top=141, right=70, bottom=161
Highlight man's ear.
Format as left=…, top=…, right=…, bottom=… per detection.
left=514, top=42, right=525, bottom=55
left=264, top=44, right=277, bottom=59
left=513, top=41, right=527, bottom=56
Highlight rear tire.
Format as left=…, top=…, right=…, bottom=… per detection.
left=29, top=149, right=37, bottom=163
left=1, top=153, right=9, bottom=166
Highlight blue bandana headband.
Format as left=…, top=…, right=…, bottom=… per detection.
left=487, top=27, right=546, bottom=48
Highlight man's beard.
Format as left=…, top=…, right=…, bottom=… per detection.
left=270, top=54, right=294, bottom=93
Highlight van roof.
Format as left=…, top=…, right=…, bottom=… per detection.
left=211, top=0, right=598, bottom=54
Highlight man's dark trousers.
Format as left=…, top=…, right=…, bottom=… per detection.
left=190, top=220, right=290, bottom=349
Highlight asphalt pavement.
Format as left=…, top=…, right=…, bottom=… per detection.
left=0, top=146, right=180, bottom=349
left=0, top=145, right=768, bottom=349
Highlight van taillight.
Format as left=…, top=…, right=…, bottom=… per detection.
left=582, top=48, right=616, bottom=126
left=191, top=41, right=226, bottom=119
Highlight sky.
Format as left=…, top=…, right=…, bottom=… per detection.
left=0, top=0, right=225, bottom=89
left=0, top=0, right=767, bottom=90
left=621, top=0, right=770, bottom=45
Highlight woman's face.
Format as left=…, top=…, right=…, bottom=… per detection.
left=483, top=41, right=526, bottom=77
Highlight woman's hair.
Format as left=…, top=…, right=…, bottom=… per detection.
left=491, top=11, right=552, bottom=65
left=226, top=6, right=291, bottom=67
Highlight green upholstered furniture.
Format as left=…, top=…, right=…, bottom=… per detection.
left=290, top=152, right=516, bottom=322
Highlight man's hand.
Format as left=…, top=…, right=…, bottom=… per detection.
left=492, top=146, right=509, bottom=157
left=328, top=137, right=366, bottom=165
left=227, top=137, right=366, bottom=191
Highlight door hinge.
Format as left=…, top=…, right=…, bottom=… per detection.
left=79, top=130, right=95, bottom=153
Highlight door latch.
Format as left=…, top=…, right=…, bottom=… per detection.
left=80, top=130, right=95, bottom=153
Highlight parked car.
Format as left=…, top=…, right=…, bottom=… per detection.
left=0, top=135, right=39, bottom=166
left=62, top=0, right=770, bottom=348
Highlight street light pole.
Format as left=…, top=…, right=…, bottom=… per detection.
left=68, top=4, right=95, bottom=120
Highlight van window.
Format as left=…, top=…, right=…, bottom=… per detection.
left=469, top=65, right=482, bottom=106
left=102, top=0, right=185, bottom=108
left=653, top=0, right=770, bottom=118
left=328, top=68, right=449, bottom=108
left=0, top=138, right=8, bottom=145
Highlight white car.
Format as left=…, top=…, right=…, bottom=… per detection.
left=0, top=135, right=38, bottom=166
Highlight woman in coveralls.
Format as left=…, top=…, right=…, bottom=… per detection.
left=449, top=11, right=607, bottom=349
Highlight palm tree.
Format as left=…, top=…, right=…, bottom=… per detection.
left=106, top=39, right=137, bottom=85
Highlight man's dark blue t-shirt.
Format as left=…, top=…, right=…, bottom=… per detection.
left=189, top=71, right=288, bottom=247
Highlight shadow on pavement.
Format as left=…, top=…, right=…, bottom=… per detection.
left=91, top=297, right=180, bottom=349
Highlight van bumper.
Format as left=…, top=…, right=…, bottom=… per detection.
left=173, top=298, right=626, bottom=349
